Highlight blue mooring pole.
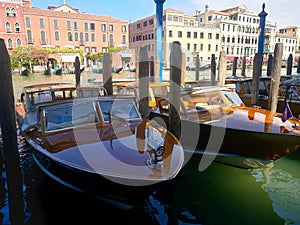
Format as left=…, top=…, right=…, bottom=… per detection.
left=154, top=0, right=166, bottom=83
left=258, top=3, right=268, bottom=55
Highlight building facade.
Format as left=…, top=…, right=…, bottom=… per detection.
left=196, top=5, right=278, bottom=63
left=1, top=0, right=130, bottom=67
left=22, top=3, right=128, bottom=53
left=0, top=0, right=27, bottom=54
left=129, top=8, right=221, bottom=69
left=278, top=26, right=300, bottom=61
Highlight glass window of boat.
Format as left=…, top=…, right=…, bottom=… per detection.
left=183, top=90, right=227, bottom=111
left=243, top=81, right=251, bottom=94
left=32, top=91, right=53, bottom=104
left=98, top=100, right=141, bottom=123
left=222, top=91, right=244, bottom=106
left=152, top=86, right=169, bottom=98
left=280, top=85, right=300, bottom=100
left=43, top=101, right=99, bottom=132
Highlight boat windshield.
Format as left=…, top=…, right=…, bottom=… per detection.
left=43, top=101, right=99, bottom=132
left=222, top=91, right=244, bottom=106
left=98, top=100, right=141, bottom=122
left=182, top=90, right=229, bottom=111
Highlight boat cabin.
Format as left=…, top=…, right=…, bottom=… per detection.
left=19, top=83, right=107, bottom=112
left=41, top=97, right=142, bottom=134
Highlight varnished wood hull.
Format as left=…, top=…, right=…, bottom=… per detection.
left=149, top=111, right=300, bottom=168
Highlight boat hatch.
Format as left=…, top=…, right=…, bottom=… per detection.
left=43, top=101, right=99, bottom=132
left=98, top=100, right=142, bottom=123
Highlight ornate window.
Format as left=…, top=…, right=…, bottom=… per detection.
left=16, top=39, right=21, bottom=47
left=15, top=22, right=20, bottom=33
left=7, top=38, right=13, bottom=48
left=6, top=22, right=11, bottom=32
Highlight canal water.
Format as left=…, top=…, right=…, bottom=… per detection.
left=1, top=71, right=300, bottom=225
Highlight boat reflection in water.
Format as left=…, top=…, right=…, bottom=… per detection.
left=16, top=82, right=185, bottom=206
left=144, top=151, right=300, bottom=224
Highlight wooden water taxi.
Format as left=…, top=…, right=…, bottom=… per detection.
left=16, top=82, right=184, bottom=205
left=149, top=85, right=300, bottom=168
left=225, top=75, right=300, bottom=117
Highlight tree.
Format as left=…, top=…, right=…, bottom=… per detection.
left=11, top=46, right=49, bottom=74
left=11, top=46, right=32, bottom=74
left=31, top=48, right=49, bottom=67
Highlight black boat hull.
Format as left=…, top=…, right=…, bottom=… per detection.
left=149, top=111, right=300, bottom=168
left=32, top=149, right=165, bottom=206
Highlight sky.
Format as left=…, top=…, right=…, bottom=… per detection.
left=30, top=0, right=299, bottom=28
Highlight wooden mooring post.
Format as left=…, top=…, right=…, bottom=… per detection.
left=0, top=38, right=25, bottom=225
left=267, top=54, right=273, bottom=76
left=241, top=56, right=246, bottom=77
left=169, top=41, right=182, bottom=139
left=286, top=53, right=293, bottom=75
left=138, top=46, right=150, bottom=119
left=268, top=43, right=283, bottom=112
left=103, top=53, right=113, bottom=95
left=232, top=57, right=238, bottom=77
left=75, top=56, right=81, bottom=88
left=251, top=53, right=262, bottom=106
left=297, top=57, right=300, bottom=74
left=195, top=54, right=200, bottom=81
left=150, top=56, right=155, bottom=83
left=210, top=54, right=216, bottom=86
left=217, top=51, right=226, bottom=86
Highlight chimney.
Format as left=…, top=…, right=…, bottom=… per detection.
left=205, top=5, right=209, bottom=12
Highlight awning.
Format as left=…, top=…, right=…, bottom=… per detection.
left=60, top=54, right=80, bottom=63
left=226, top=56, right=235, bottom=62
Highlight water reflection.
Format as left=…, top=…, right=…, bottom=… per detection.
left=250, top=152, right=300, bottom=224
left=144, top=150, right=300, bottom=225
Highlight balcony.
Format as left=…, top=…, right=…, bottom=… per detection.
left=79, top=41, right=85, bottom=46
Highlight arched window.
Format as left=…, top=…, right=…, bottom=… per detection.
left=68, top=32, right=73, bottom=41
left=55, top=31, right=59, bottom=41
left=74, top=32, right=78, bottom=41
left=15, top=22, right=20, bottom=32
left=79, top=32, right=84, bottom=45
left=85, top=33, right=89, bottom=42
left=6, top=22, right=11, bottom=32
left=16, top=39, right=22, bottom=46
left=122, top=35, right=126, bottom=44
left=6, top=7, right=10, bottom=16
left=109, top=34, right=114, bottom=45
left=40, top=31, right=46, bottom=44
left=11, top=8, right=16, bottom=17
left=27, top=30, right=33, bottom=43
left=7, top=38, right=13, bottom=48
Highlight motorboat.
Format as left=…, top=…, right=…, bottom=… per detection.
left=225, top=75, right=300, bottom=116
left=149, top=84, right=300, bottom=169
left=16, top=82, right=184, bottom=205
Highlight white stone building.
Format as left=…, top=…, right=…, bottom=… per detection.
left=196, top=5, right=277, bottom=63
